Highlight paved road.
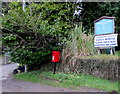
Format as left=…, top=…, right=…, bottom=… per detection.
left=1, top=63, right=18, bottom=80
left=0, top=63, right=18, bottom=93
left=1, top=63, right=105, bottom=92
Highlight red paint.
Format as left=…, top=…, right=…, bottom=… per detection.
left=52, top=51, right=60, bottom=62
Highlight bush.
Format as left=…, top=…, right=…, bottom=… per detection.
left=2, top=2, right=74, bottom=71
left=9, top=46, right=60, bottom=71
left=60, top=58, right=119, bottom=81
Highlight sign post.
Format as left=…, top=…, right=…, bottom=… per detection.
left=94, top=16, right=118, bottom=55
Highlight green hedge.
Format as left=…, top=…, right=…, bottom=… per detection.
left=40, top=58, right=119, bottom=81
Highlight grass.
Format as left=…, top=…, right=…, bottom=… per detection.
left=14, top=71, right=119, bottom=92
left=0, top=54, right=3, bottom=57
left=116, top=51, right=120, bottom=57
left=80, top=54, right=118, bottom=60
left=79, top=50, right=120, bottom=60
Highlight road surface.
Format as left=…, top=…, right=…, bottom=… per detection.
left=0, top=63, right=18, bottom=93
left=1, top=63, right=105, bottom=92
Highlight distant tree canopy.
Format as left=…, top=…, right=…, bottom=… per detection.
left=82, top=2, right=120, bottom=34
left=2, top=2, right=120, bottom=70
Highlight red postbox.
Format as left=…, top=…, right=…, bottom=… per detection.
left=52, top=51, right=60, bottom=62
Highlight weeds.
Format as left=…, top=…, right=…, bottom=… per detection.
left=62, top=25, right=97, bottom=69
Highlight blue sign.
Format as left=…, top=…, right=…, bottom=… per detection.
left=95, top=18, right=114, bottom=35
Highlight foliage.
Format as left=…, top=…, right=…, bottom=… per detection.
left=9, top=48, right=51, bottom=70
left=62, top=25, right=97, bottom=64
left=14, top=71, right=119, bottom=92
left=2, top=2, right=79, bottom=70
left=61, top=2, right=120, bottom=69
left=2, top=2, right=120, bottom=70
left=82, top=2, right=120, bottom=34
left=115, top=51, right=120, bottom=57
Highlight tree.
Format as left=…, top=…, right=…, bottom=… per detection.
left=2, top=2, right=79, bottom=70
left=82, top=2, right=120, bottom=34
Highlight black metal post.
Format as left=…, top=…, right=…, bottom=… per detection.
left=53, top=62, right=56, bottom=74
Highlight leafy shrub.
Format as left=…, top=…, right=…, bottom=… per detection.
left=2, top=2, right=77, bottom=70
left=9, top=48, right=49, bottom=70
left=9, top=45, right=61, bottom=71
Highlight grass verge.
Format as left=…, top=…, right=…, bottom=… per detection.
left=80, top=54, right=118, bottom=60
left=116, top=51, right=120, bottom=57
left=14, top=71, right=118, bottom=92
left=81, top=50, right=120, bottom=59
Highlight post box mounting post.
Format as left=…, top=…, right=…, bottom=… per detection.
left=53, top=62, right=56, bottom=74
left=52, top=51, right=60, bottom=74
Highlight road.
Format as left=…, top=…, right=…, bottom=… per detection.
left=1, top=63, right=18, bottom=80
left=0, top=63, right=18, bottom=93
left=1, top=63, right=105, bottom=93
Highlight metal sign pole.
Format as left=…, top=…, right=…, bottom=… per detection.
left=110, top=48, right=113, bottom=55
left=98, top=49, right=101, bottom=54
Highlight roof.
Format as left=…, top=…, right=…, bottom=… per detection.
left=94, top=16, right=115, bottom=23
